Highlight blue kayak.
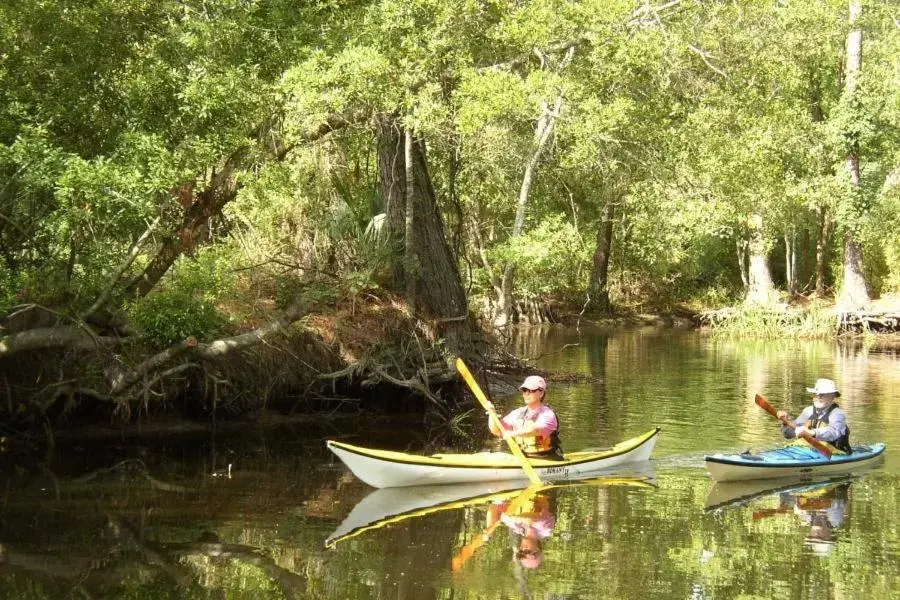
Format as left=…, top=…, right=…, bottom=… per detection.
left=705, top=443, right=886, bottom=482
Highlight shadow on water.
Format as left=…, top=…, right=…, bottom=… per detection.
left=0, top=425, right=341, bottom=599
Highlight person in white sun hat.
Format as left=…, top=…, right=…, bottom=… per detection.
left=776, top=378, right=852, bottom=453
left=484, top=375, right=563, bottom=460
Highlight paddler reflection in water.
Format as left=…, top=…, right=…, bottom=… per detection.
left=484, top=375, right=563, bottom=460
left=785, top=482, right=850, bottom=556
left=487, top=491, right=556, bottom=570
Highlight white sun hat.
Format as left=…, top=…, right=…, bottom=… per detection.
left=806, top=378, right=841, bottom=397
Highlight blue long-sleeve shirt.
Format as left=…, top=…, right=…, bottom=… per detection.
left=782, top=405, right=848, bottom=443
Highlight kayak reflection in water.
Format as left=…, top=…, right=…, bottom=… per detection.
left=488, top=491, right=556, bottom=570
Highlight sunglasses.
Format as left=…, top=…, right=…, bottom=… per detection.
left=520, top=388, right=542, bottom=393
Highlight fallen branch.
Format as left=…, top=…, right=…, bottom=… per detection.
left=316, top=359, right=369, bottom=382
left=194, top=301, right=307, bottom=359
left=109, top=337, right=198, bottom=397
left=138, top=363, right=200, bottom=400
left=366, top=365, right=448, bottom=415
left=0, top=326, right=119, bottom=358
left=162, top=540, right=307, bottom=599
left=106, top=515, right=194, bottom=588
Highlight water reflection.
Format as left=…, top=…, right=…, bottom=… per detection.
left=327, top=465, right=657, bottom=573
left=0, top=435, right=344, bottom=599
left=494, top=488, right=555, bottom=570
left=707, top=477, right=854, bottom=557
left=770, top=480, right=850, bottom=557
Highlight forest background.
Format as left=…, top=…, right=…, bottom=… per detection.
left=1, top=0, right=898, bottom=433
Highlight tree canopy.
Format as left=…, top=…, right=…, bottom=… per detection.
left=1, top=1, right=899, bottom=419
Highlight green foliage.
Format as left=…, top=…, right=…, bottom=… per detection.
left=128, top=248, right=234, bottom=345
left=128, top=287, right=221, bottom=345
left=490, top=215, right=590, bottom=299
left=2, top=0, right=900, bottom=341
left=0, top=259, right=22, bottom=314
left=290, top=280, right=341, bottom=309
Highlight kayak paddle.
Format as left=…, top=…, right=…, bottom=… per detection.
left=751, top=507, right=794, bottom=520
left=456, top=358, right=543, bottom=484
left=754, top=394, right=833, bottom=458
left=451, top=483, right=543, bottom=571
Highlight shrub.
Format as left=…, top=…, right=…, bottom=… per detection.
left=127, top=247, right=234, bottom=345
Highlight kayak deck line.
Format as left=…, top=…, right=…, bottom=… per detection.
left=706, top=444, right=885, bottom=469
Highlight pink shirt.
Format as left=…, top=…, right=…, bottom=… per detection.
left=501, top=404, right=559, bottom=438
left=501, top=510, right=556, bottom=539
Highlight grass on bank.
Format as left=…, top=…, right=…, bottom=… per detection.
left=704, top=303, right=838, bottom=338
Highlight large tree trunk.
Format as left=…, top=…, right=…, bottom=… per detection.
left=375, top=116, right=470, bottom=354
left=801, top=226, right=811, bottom=292
left=377, top=117, right=407, bottom=288
left=588, top=200, right=615, bottom=314
left=840, top=235, right=869, bottom=309
left=837, top=0, right=870, bottom=310
left=404, top=126, right=417, bottom=313
left=745, top=213, right=775, bottom=304
left=736, top=237, right=749, bottom=288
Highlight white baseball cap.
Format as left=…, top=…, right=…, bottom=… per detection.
left=519, top=375, right=546, bottom=391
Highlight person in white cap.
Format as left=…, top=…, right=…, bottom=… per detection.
left=485, top=375, right=563, bottom=460
left=776, top=379, right=852, bottom=453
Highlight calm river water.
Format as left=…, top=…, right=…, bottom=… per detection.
left=1, top=326, right=898, bottom=599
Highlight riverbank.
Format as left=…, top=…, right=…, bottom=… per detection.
left=692, top=294, right=900, bottom=337
left=5, top=291, right=900, bottom=444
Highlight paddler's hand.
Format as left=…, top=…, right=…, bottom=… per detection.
left=794, top=425, right=812, bottom=437
left=484, top=401, right=495, bottom=414
left=776, top=410, right=789, bottom=422
left=501, top=429, right=518, bottom=440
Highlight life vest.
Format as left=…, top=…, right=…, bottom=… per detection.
left=515, top=406, right=562, bottom=458
left=805, top=403, right=852, bottom=453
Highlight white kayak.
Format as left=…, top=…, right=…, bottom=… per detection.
left=326, top=427, right=661, bottom=488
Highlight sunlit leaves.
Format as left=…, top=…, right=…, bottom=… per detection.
left=282, top=47, right=394, bottom=135
left=488, top=214, right=589, bottom=298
